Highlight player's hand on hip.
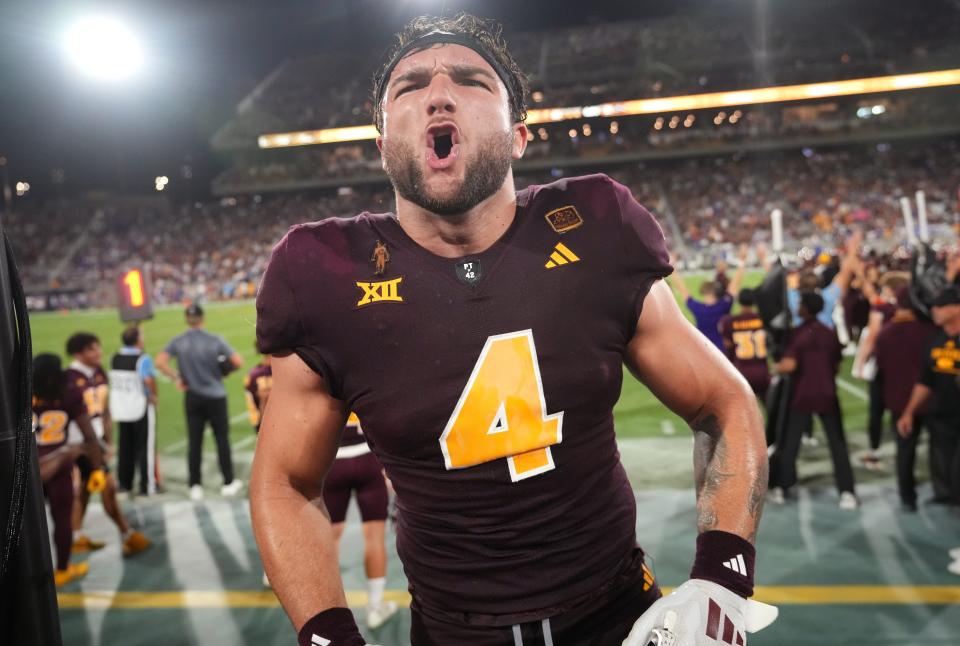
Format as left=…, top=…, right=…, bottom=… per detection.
left=622, top=579, right=778, bottom=646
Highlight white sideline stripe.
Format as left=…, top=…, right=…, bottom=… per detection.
left=312, top=636, right=331, bottom=646
left=660, top=420, right=676, bottom=435
left=836, top=377, right=869, bottom=401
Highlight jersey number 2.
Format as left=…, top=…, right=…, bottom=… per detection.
left=34, top=411, right=68, bottom=446
left=440, top=330, right=563, bottom=482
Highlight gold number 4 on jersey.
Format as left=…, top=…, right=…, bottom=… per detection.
left=439, top=330, right=564, bottom=482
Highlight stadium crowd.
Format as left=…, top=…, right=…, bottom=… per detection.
left=212, top=1, right=960, bottom=146
left=9, top=138, right=959, bottom=308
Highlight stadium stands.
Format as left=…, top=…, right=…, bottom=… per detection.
left=9, top=137, right=958, bottom=308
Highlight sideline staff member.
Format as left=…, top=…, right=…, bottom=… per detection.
left=109, top=327, right=160, bottom=496
left=157, top=304, right=243, bottom=500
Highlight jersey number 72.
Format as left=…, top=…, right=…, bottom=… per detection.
left=439, top=330, right=564, bottom=482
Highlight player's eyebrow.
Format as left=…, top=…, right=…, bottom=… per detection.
left=390, top=64, right=497, bottom=89
left=448, top=64, right=497, bottom=83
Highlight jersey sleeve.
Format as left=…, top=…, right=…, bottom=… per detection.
left=256, top=229, right=340, bottom=394
left=63, top=388, right=87, bottom=423
left=783, top=330, right=802, bottom=362
left=611, top=179, right=673, bottom=322
left=256, top=233, right=307, bottom=355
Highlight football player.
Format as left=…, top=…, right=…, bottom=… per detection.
left=719, top=288, right=771, bottom=404
left=65, top=333, right=151, bottom=557
left=33, top=353, right=104, bottom=586
left=243, top=353, right=273, bottom=433
left=252, top=14, right=773, bottom=646
left=321, top=414, right=397, bottom=630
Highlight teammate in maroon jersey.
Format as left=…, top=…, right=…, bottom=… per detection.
left=243, top=355, right=273, bottom=432
left=32, top=353, right=103, bottom=586
left=719, top=288, right=771, bottom=401
left=65, top=333, right=151, bottom=557
left=252, top=15, right=773, bottom=646
left=321, top=413, right=396, bottom=630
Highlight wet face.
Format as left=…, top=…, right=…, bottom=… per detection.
left=377, top=44, right=527, bottom=216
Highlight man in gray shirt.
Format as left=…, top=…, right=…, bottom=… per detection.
left=157, top=304, right=243, bottom=500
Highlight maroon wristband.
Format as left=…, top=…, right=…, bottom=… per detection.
left=690, top=530, right=756, bottom=598
left=298, top=608, right=366, bottom=646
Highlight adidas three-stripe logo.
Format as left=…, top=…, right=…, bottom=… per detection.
left=545, top=242, right=580, bottom=269
left=722, top=553, right=748, bottom=576
left=311, top=635, right=331, bottom=646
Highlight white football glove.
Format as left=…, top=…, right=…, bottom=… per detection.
left=622, top=579, right=778, bottom=646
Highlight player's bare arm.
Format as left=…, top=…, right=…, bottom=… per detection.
left=622, top=280, right=775, bottom=645
left=667, top=260, right=692, bottom=301
left=727, top=245, right=748, bottom=298
left=101, top=386, right=113, bottom=448
left=249, top=351, right=350, bottom=632
left=833, top=229, right=863, bottom=297
left=625, top=280, right=767, bottom=543
left=75, top=412, right=104, bottom=470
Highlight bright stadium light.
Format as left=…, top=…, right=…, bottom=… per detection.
left=64, top=16, right=144, bottom=81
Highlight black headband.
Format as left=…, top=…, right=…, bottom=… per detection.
left=374, top=30, right=514, bottom=106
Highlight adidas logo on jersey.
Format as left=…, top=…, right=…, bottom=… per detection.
left=544, top=243, right=580, bottom=269
left=311, top=635, right=331, bottom=646
left=722, top=553, right=748, bottom=576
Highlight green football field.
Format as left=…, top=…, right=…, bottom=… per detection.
left=35, top=273, right=960, bottom=646
left=28, top=273, right=871, bottom=464
left=28, top=271, right=877, bottom=492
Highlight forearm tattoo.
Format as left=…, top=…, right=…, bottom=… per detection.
left=692, top=414, right=767, bottom=543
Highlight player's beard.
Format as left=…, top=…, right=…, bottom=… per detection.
left=382, top=129, right=513, bottom=217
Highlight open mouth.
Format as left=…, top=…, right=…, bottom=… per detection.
left=434, top=133, right=453, bottom=159
left=426, top=124, right=460, bottom=161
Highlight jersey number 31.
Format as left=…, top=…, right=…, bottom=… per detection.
left=439, top=330, right=563, bottom=482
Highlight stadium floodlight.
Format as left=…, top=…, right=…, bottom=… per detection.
left=64, top=16, right=144, bottom=81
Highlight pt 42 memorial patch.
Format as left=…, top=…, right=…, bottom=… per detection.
left=544, top=205, right=584, bottom=234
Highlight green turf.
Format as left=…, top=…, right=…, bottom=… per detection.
left=27, top=271, right=869, bottom=454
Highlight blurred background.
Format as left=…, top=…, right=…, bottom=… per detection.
left=2, top=1, right=959, bottom=644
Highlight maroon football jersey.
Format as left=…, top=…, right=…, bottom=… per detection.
left=33, top=390, right=86, bottom=457
left=719, top=311, right=771, bottom=395
left=244, top=363, right=273, bottom=428
left=784, top=320, right=842, bottom=414
left=870, top=300, right=896, bottom=323
left=874, top=312, right=937, bottom=414
left=64, top=363, right=109, bottom=439
left=257, top=174, right=672, bottom=622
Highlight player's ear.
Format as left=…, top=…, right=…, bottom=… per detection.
left=376, top=134, right=387, bottom=171
left=512, top=123, right=528, bottom=160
